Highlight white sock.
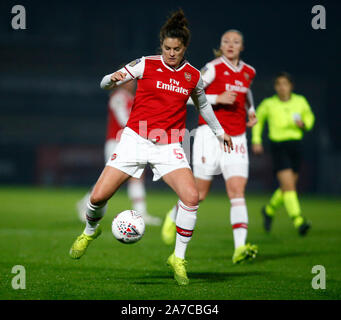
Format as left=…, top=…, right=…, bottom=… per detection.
left=174, top=200, right=198, bottom=259
left=127, top=180, right=147, bottom=215
left=84, top=201, right=107, bottom=236
left=169, top=204, right=178, bottom=223
left=230, top=198, right=248, bottom=249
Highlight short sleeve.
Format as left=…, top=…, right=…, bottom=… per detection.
left=124, top=57, right=146, bottom=79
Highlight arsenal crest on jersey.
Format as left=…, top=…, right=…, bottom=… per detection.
left=244, top=72, right=250, bottom=81
left=184, top=72, right=191, bottom=82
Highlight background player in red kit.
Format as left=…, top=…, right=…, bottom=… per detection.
left=69, top=9, right=233, bottom=286
left=76, top=80, right=161, bottom=226
left=162, top=30, right=258, bottom=264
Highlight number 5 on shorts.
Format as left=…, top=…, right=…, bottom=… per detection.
left=173, top=148, right=184, bottom=160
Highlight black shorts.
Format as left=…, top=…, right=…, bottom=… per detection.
left=270, top=140, right=302, bottom=173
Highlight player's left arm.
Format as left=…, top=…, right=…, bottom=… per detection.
left=300, top=96, right=315, bottom=131
left=246, top=88, right=258, bottom=128
left=191, top=76, right=233, bottom=152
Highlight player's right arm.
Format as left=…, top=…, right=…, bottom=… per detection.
left=202, top=62, right=237, bottom=105
left=100, top=57, right=145, bottom=90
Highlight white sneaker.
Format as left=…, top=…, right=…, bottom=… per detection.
left=142, top=213, right=161, bottom=226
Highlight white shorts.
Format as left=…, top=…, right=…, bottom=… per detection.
left=106, top=127, right=191, bottom=181
left=192, top=125, right=249, bottom=181
left=104, top=139, right=119, bottom=163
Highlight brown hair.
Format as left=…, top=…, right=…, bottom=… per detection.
left=160, top=9, right=190, bottom=47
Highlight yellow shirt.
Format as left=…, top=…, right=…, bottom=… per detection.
left=252, top=93, right=315, bottom=144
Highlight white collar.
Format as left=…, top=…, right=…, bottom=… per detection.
left=161, top=55, right=188, bottom=72
left=221, top=55, right=244, bottom=72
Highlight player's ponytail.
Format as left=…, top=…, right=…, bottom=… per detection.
left=160, top=9, right=191, bottom=47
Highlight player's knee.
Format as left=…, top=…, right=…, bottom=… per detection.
left=227, top=187, right=245, bottom=199
left=226, top=177, right=247, bottom=200
left=279, top=178, right=296, bottom=191
left=182, top=188, right=199, bottom=207
left=280, top=184, right=296, bottom=192
left=90, top=193, right=107, bottom=207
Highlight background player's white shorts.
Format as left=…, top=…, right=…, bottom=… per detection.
left=106, top=127, right=191, bottom=181
left=104, top=139, right=119, bottom=163
left=192, top=125, right=249, bottom=181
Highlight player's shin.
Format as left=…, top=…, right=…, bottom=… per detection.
left=230, top=198, right=248, bottom=248
left=174, top=200, right=198, bottom=259
left=265, top=188, right=283, bottom=216
left=84, top=201, right=107, bottom=236
left=283, top=190, right=303, bottom=227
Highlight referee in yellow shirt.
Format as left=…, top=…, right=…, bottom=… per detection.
left=252, top=72, right=315, bottom=235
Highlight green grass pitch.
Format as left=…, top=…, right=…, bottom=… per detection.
left=0, top=186, right=340, bottom=300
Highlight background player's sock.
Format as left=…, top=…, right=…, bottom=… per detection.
left=230, top=198, right=248, bottom=249
left=169, top=203, right=179, bottom=223
left=76, top=189, right=92, bottom=223
left=84, top=201, right=107, bottom=235
left=283, top=190, right=303, bottom=228
left=127, top=180, right=147, bottom=215
left=265, top=188, right=283, bottom=216
left=174, top=200, right=198, bottom=259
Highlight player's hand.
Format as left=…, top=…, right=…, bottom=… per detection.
left=252, top=144, right=263, bottom=155
left=218, top=132, right=233, bottom=153
left=246, top=111, right=258, bottom=128
left=110, top=71, right=127, bottom=82
left=216, top=91, right=237, bottom=105
left=295, top=119, right=305, bottom=129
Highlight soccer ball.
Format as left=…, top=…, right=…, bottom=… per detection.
left=112, top=210, right=145, bottom=244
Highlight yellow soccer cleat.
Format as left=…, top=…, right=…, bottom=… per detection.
left=69, top=227, right=102, bottom=259
left=232, top=243, right=258, bottom=264
left=167, top=252, right=189, bottom=286
left=161, top=210, right=176, bottom=245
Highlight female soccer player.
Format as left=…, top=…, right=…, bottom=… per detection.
left=162, top=30, right=258, bottom=264
left=69, top=9, right=233, bottom=286
left=252, top=72, right=315, bottom=235
left=76, top=80, right=161, bottom=226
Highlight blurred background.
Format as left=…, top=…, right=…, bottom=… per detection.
left=0, top=0, right=340, bottom=194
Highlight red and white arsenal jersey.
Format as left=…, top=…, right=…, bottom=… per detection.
left=122, top=55, right=201, bottom=144
left=198, top=55, right=256, bottom=136
left=106, top=88, right=134, bottom=141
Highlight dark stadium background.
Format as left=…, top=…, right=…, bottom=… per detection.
left=0, top=0, right=340, bottom=194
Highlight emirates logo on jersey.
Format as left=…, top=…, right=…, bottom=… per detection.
left=184, top=72, right=191, bottom=82
left=156, top=79, right=189, bottom=95
left=226, top=80, right=247, bottom=93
